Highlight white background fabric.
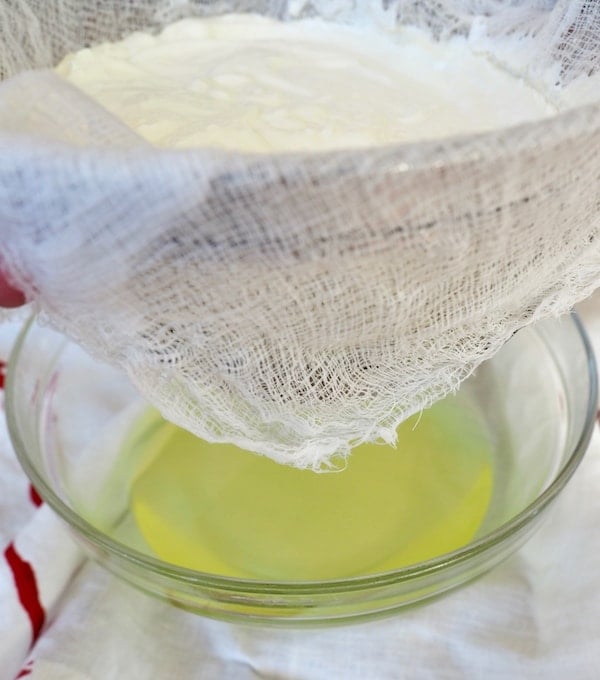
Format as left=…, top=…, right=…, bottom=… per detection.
left=1, top=294, right=600, bottom=679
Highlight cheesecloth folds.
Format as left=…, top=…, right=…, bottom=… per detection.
left=0, top=1, right=599, bottom=469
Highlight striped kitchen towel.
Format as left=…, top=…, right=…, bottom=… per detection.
left=0, top=326, right=83, bottom=679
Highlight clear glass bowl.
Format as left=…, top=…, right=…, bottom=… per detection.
left=5, top=314, right=597, bottom=625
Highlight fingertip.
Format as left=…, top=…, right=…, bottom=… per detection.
left=0, top=271, right=26, bottom=308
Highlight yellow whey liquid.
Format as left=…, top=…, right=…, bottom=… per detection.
left=128, top=396, right=493, bottom=580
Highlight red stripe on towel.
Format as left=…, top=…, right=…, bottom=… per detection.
left=16, top=660, right=34, bottom=678
left=0, top=360, right=5, bottom=389
left=29, top=485, right=43, bottom=508
left=4, top=544, right=45, bottom=644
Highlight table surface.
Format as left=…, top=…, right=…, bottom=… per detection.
left=1, top=296, right=600, bottom=680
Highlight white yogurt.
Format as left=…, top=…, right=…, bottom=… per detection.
left=56, top=14, right=556, bottom=152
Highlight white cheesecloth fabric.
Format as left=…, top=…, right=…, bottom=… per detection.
left=0, top=1, right=599, bottom=468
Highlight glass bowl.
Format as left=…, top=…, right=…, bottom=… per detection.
left=5, top=313, right=597, bottom=625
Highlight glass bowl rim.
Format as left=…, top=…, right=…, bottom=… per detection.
left=5, top=312, right=598, bottom=595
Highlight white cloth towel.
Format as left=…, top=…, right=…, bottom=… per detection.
left=1, top=296, right=600, bottom=680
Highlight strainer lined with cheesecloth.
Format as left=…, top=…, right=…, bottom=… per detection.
left=0, top=1, right=599, bottom=469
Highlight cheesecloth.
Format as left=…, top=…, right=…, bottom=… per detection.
left=0, top=1, right=599, bottom=469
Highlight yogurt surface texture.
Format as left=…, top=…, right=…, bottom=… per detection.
left=56, top=14, right=556, bottom=152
